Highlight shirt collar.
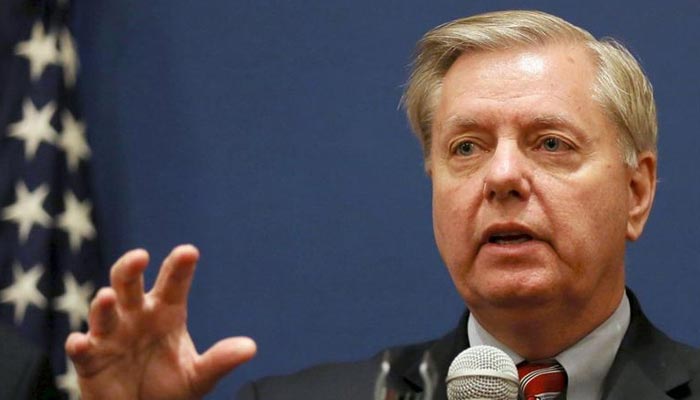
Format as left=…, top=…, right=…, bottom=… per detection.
left=468, top=292, right=631, bottom=400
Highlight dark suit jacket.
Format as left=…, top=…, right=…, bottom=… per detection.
left=0, top=323, right=59, bottom=400
left=237, top=291, right=700, bottom=399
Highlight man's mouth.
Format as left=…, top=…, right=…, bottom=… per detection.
left=488, top=232, right=533, bottom=245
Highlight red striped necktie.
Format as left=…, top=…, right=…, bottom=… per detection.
left=517, top=361, right=567, bottom=400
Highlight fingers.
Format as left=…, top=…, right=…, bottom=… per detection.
left=88, top=287, right=118, bottom=336
left=152, top=244, right=199, bottom=305
left=68, top=288, right=119, bottom=376
left=65, top=331, right=109, bottom=379
left=65, top=331, right=94, bottom=375
left=110, top=249, right=149, bottom=309
left=193, top=337, right=257, bottom=395
left=65, top=331, right=90, bottom=359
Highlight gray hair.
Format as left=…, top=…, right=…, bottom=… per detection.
left=402, top=10, right=657, bottom=166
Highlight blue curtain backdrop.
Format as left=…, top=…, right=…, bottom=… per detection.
left=71, top=1, right=699, bottom=398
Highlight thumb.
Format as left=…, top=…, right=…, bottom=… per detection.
left=193, top=336, right=257, bottom=395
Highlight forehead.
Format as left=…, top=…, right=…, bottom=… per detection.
left=435, top=44, right=602, bottom=130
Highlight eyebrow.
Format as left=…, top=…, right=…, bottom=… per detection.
left=441, top=116, right=483, bottom=132
left=529, top=114, right=575, bottom=129
left=442, top=113, right=585, bottom=138
left=526, top=114, right=587, bottom=139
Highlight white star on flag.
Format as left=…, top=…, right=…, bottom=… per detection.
left=7, top=98, right=58, bottom=160
left=55, top=273, right=94, bottom=330
left=58, top=28, right=79, bottom=88
left=58, top=110, right=90, bottom=172
left=0, top=263, right=47, bottom=324
left=56, top=191, right=96, bottom=252
left=56, top=358, right=81, bottom=400
left=2, top=181, right=52, bottom=242
left=14, top=21, right=59, bottom=81
left=2, top=3, right=105, bottom=398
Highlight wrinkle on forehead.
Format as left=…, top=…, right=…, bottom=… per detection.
left=436, top=46, right=599, bottom=128
left=446, top=45, right=596, bottom=98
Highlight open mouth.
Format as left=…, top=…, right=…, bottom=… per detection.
left=488, top=233, right=533, bottom=245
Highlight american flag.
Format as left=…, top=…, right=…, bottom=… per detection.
left=0, top=1, right=104, bottom=399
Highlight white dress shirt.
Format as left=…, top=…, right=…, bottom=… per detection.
left=467, top=293, right=631, bottom=400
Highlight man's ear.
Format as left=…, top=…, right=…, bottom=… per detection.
left=626, top=151, right=657, bottom=241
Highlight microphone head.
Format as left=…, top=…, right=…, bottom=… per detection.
left=446, top=345, right=519, bottom=400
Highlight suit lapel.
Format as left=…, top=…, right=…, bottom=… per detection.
left=603, top=356, right=678, bottom=400
left=389, top=312, right=470, bottom=400
left=602, top=290, right=691, bottom=399
left=391, top=290, right=693, bottom=400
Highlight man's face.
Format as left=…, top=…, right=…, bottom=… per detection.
left=429, top=44, right=652, bottom=318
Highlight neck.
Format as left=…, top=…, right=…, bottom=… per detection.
left=470, top=288, right=625, bottom=360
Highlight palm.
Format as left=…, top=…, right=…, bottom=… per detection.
left=66, top=246, right=256, bottom=400
left=85, top=301, right=195, bottom=399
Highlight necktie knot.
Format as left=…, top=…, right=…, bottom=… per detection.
left=517, top=361, right=567, bottom=400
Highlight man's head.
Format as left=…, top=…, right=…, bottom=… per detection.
left=404, top=10, right=658, bottom=354
left=403, top=10, right=657, bottom=168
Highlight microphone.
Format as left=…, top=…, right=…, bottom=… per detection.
left=446, top=345, right=519, bottom=400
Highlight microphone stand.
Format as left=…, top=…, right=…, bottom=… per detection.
left=374, top=350, right=438, bottom=400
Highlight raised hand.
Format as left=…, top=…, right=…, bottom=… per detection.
left=65, top=245, right=256, bottom=400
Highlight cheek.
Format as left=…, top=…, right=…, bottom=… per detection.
left=432, top=179, right=481, bottom=264
left=539, top=172, right=629, bottom=268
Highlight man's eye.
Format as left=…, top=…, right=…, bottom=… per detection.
left=455, top=141, right=475, bottom=156
left=541, top=137, right=566, bottom=152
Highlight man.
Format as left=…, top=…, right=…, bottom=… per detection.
left=66, top=10, right=699, bottom=400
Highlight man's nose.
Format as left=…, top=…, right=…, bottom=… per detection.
left=482, top=142, right=531, bottom=202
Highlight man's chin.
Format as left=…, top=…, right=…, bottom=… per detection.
left=463, top=282, right=560, bottom=310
